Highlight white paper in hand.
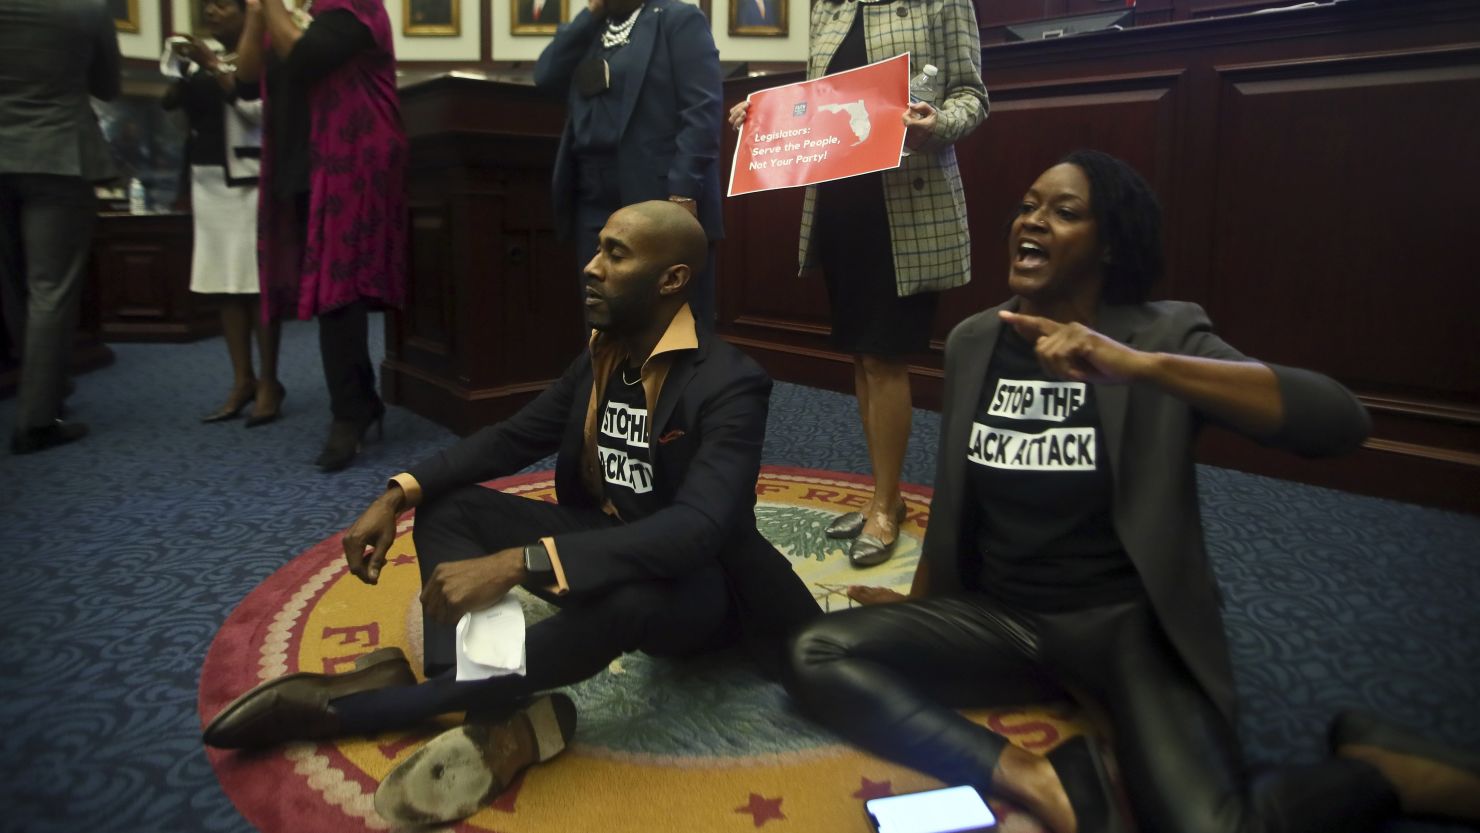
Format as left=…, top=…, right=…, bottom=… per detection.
left=453, top=595, right=527, bottom=682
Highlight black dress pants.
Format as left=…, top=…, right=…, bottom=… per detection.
left=290, top=191, right=377, bottom=427
left=785, top=594, right=1399, bottom=833
left=0, top=174, right=96, bottom=431
left=333, top=485, right=734, bottom=733
left=318, top=299, right=379, bottom=425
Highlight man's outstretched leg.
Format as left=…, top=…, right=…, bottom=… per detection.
left=202, top=485, right=617, bottom=749
left=202, top=523, right=732, bottom=748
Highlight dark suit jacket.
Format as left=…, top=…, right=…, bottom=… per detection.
left=533, top=0, right=724, bottom=241
left=923, top=298, right=1371, bottom=721
left=518, top=0, right=560, bottom=25
left=0, top=0, right=120, bottom=180
left=405, top=317, right=818, bottom=675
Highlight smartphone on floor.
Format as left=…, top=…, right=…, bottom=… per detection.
left=865, top=785, right=998, bottom=833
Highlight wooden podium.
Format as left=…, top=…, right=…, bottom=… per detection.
left=385, top=72, right=587, bottom=436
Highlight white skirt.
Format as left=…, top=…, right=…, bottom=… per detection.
left=189, top=164, right=260, bottom=295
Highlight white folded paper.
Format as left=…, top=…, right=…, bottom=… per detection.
left=454, top=595, right=528, bottom=682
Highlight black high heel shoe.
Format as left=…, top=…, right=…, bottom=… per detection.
left=316, top=403, right=386, bottom=472
left=1046, top=736, right=1127, bottom=833
left=244, top=382, right=287, bottom=428
left=202, top=384, right=257, bottom=423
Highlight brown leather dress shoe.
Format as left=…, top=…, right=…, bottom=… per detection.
left=202, top=647, right=415, bottom=749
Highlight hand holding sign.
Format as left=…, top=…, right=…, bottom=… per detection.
left=999, top=310, right=1152, bottom=385
left=728, top=100, right=750, bottom=132
left=902, top=100, right=937, bottom=150
left=728, top=54, right=911, bottom=197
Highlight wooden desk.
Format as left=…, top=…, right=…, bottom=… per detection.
left=384, top=72, right=585, bottom=436
left=91, top=211, right=220, bottom=342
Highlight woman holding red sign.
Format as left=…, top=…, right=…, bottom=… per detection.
left=730, top=0, right=987, bottom=568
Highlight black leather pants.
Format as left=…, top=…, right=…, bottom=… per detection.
left=784, top=594, right=1398, bottom=833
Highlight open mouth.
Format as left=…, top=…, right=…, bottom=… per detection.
left=584, top=288, right=603, bottom=307
left=1014, top=240, right=1049, bottom=269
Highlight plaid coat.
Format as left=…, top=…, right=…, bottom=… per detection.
left=798, top=0, right=988, bottom=296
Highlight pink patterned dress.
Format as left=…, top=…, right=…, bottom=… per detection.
left=257, top=0, right=407, bottom=321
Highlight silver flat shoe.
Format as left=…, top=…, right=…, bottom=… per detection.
left=847, top=503, right=908, bottom=567
left=825, top=511, right=866, bottom=539
left=827, top=503, right=907, bottom=540
left=849, top=532, right=898, bottom=567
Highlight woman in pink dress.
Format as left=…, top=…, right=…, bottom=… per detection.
left=236, top=0, right=407, bottom=470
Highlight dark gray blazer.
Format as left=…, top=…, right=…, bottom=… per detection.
left=923, top=298, right=1371, bottom=720
left=0, top=0, right=120, bottom=181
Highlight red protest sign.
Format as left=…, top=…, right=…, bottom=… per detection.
left=727, top=53, right=910, bottom=197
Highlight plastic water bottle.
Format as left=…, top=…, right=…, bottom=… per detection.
left=909, top=64, right=939, bottom=103
left=127, top=177, right=148, bottom=214
left=902, top=64, right=939, bottom=158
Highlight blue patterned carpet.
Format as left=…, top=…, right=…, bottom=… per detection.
left=0, top=316, right=1476, bottom=833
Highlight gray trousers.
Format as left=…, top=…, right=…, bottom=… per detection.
left=0, top=173, right=97, bottom=431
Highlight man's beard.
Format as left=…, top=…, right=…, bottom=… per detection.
left=587, top=275, right=661, bottom=334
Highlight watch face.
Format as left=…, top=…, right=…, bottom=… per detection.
left=525, top=544, right=551, bottom=573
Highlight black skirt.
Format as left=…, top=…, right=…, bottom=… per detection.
left=814, top=171, right=939, bottom=358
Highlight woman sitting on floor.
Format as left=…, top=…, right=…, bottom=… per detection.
left=783, top=150, right=1480, bottom=833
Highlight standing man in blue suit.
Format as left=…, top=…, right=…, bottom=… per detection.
left=535, top=0, right=724, bottom=325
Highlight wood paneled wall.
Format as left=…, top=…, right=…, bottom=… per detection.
left=715, top=0, right=1480, bottom=513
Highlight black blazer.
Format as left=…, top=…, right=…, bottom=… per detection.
left=406, top=326, right=819, bottom=675
left=924, top=299, right=1371, bottom=720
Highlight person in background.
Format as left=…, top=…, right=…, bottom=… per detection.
left=729, top=0, right=987, bottom=567
left=235, top=0, right=407, bottom=470
left=163, top=0, right=283, bottom=427
left=535, top=0, right=724, bottom=326
left=784, top=151, right=1480, bottom=833
left=0, top=0, right=121, bottom=455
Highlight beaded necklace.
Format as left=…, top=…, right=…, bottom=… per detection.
left=601, top=4, right=644, bottom=49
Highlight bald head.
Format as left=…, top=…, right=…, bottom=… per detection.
left=609, top=200, right=708, bottom=289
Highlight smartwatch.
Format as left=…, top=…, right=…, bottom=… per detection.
left=523, top=542, right=554, bottom=582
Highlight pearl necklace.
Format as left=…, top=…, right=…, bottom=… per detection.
left=601, top=4, right=644, bottom=49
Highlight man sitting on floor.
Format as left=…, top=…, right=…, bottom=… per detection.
left=202, top=201, right=820, bottom=825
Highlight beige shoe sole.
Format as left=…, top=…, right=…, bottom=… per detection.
left=374, top=693, right=576, bottom=826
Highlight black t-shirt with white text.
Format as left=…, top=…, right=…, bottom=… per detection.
left=598, top=367, right=662, bottom=522
left=965, top=326, right=1141, bottom=610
